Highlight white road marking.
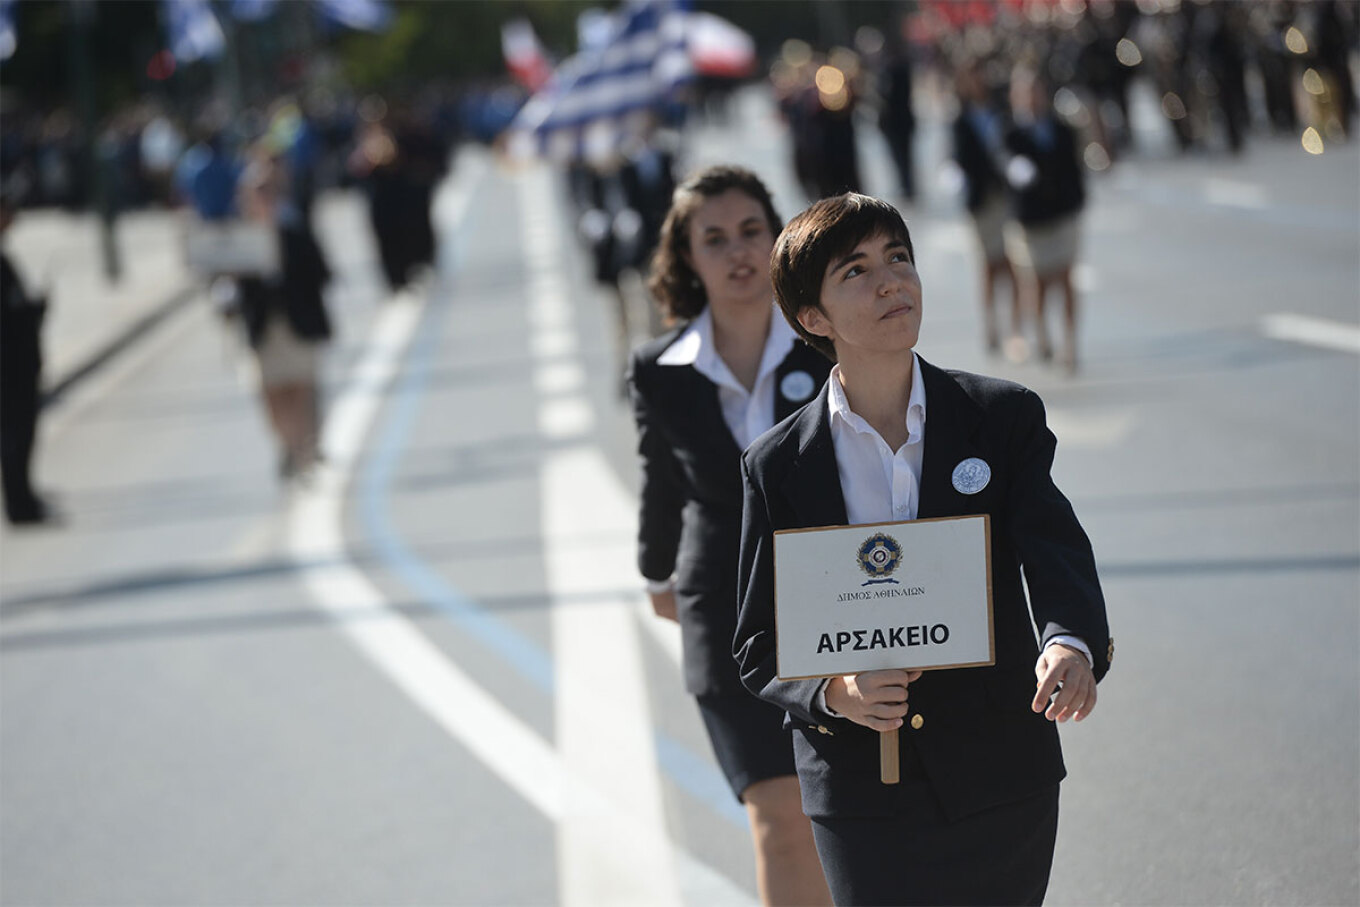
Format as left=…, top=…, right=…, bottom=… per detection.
left=538, top=396, right=596, bottom=440
left=1204, top=178, right=1269, bottom=210
left=288, top=152, right=748, bottom=906
left=521, top=165, right=739, bottom=907
left=1260, top=313, right=1360, bottom=355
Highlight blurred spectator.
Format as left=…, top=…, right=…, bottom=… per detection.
left=1003, top=65, right=1086, bottom=373
left=139, top=107, right=185, bottom=205
left=0, top=177, right=53, bottom=525
left=234, top=145, right=333, bottom=482
left=174, top=125, right=240, bottom=220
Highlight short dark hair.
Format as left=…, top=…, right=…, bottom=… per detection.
left=770, top=193, right=915, bottom=361
left=647, top=165, right=782, bottom=322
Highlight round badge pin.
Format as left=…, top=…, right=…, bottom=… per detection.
left=780, top=370, right=816, bottom=402
left=951, top=457, right=991, bottom=495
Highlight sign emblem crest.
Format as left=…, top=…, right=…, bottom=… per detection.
left=857, top=532, right=903, bottom=585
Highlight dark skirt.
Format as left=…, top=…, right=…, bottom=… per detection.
left=811, top=753, right=1059, bottom=907
left=696, top=691, right=797, bottom=802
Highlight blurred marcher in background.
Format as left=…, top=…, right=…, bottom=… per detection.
left=1196, top=0, right=1250, bottom=155
left=876, top=26, right=917, bottom=203
left=772, top=43, right=822, bottom=201
left=629, top=165, right=833, bottom=907
left=389, top=104, right=446, bottom=284
left=952, top=57, right=1021, bottom=360
left=235, top=146, right=333, bottom=483
left=1004, top=66, right=1086, bottom=373
left=0, top=179, right=53, bottom=525
left=348, top=98, right=445, bottom=293
left=811, top=51, right=863, bottom=200
left=1248, top=2, right=1299, bottom=136
left=349, top=103, right=406, bottom=291
left=569, top=125, right=676, bottom=381
left=1300, top=0, right=1358, bottom=140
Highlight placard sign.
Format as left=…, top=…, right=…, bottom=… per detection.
left=774, top=515, right=995, bottom=681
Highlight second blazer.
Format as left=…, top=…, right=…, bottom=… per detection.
left=629, top=324, right=832, bottom=695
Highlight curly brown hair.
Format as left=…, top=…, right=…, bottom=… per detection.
left=646, top=165, right=782, bottom=323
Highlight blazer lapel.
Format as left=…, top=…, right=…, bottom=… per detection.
left=781, top=383, right=849, bottom=528
left=917, top=357, right=986, bottom=519
left=666, top=364, right=742, bottom=459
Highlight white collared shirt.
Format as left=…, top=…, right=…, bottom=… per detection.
left=828, top=355, right=928, bottom=525
left=657, top=304, right=797, bottom=451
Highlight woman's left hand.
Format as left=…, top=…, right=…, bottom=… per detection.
left=648, top=588, right=678, bottom=623
left=1032, top=644, right=1096, bottom=722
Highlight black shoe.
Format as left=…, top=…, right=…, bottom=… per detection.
left=7, top=497, right=53, bottom=526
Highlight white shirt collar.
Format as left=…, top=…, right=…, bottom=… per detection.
left=827, top=353, right=927, bottom=443
left=656, top=303, right=796, bottom=396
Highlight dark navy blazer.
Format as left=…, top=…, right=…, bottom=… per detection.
left=734, top=357, right=1111, bottom=820
left=628, top=324, right=832, bottom=696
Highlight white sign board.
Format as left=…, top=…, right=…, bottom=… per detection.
left=774, top=515, right=994, bottom=680
left=184, top=219, right=281, bottom=277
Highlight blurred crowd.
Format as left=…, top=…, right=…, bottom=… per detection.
left=763, top=0, right=1358, bottom=371
left=2, top=0, right=1358, bottom=524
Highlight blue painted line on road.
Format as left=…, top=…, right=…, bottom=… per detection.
left=353, top=206, right=747, bottom=832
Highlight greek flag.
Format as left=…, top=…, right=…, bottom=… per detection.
left=229, top=0, right=278, bottom=22
left=511, top=0, right=692, bottom=161
left=0, top=0, right=15, bottom=62
left=163, top=0, right=226, bottom=63
left=315, top=0, right=392, bottom=32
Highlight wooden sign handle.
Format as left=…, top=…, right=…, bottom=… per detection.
left=880, top=728, right=900, bottom=784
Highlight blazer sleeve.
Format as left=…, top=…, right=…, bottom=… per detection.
left=627, top=356, right=685, bottom=582
left=734, top=452, right=844, bottom=727
left=1006, top=389, right=1111, bottom=680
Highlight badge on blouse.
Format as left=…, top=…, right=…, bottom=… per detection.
left=951, top=457, right=991, bottom=495
left=780, top=370, right=816, bottom=402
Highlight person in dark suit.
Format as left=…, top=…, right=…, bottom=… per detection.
left=734, top=193, right=1111, bottom=906
left=1003, top=66, right=1087, bottom=372
left=628, top=165, right=833, bottom=906
left=0, top=181, right=52, bottom=524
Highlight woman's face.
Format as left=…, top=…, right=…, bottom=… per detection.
left=798, top=231, right=922, bottom=363
left=684, top=188, right=776, bottom=312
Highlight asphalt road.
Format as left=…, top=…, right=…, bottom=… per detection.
left=2, top=85, right=1357, bottom=906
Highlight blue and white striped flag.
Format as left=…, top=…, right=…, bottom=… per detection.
left=315, top=0, right=392, bottom=32
left=229, top=0, right=279, bottom=22
left=0, top=0, right=15, bottom=62
left=511, top=0, right=693, bottom=162
left=163, top=0, right=226, bottom=63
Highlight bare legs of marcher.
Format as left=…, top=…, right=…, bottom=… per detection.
left=1023, top=268, right=1080, bottom=374
left=742, top=776, right=833, bottom=906
left=980, top=256, right=1025, bottom=361
left=262, top=382, right=322, bottom=481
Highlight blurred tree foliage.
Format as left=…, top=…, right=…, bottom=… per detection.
left=0, top=0, right=163, bottom=114
left=335, top=0, right=597, bottom=92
